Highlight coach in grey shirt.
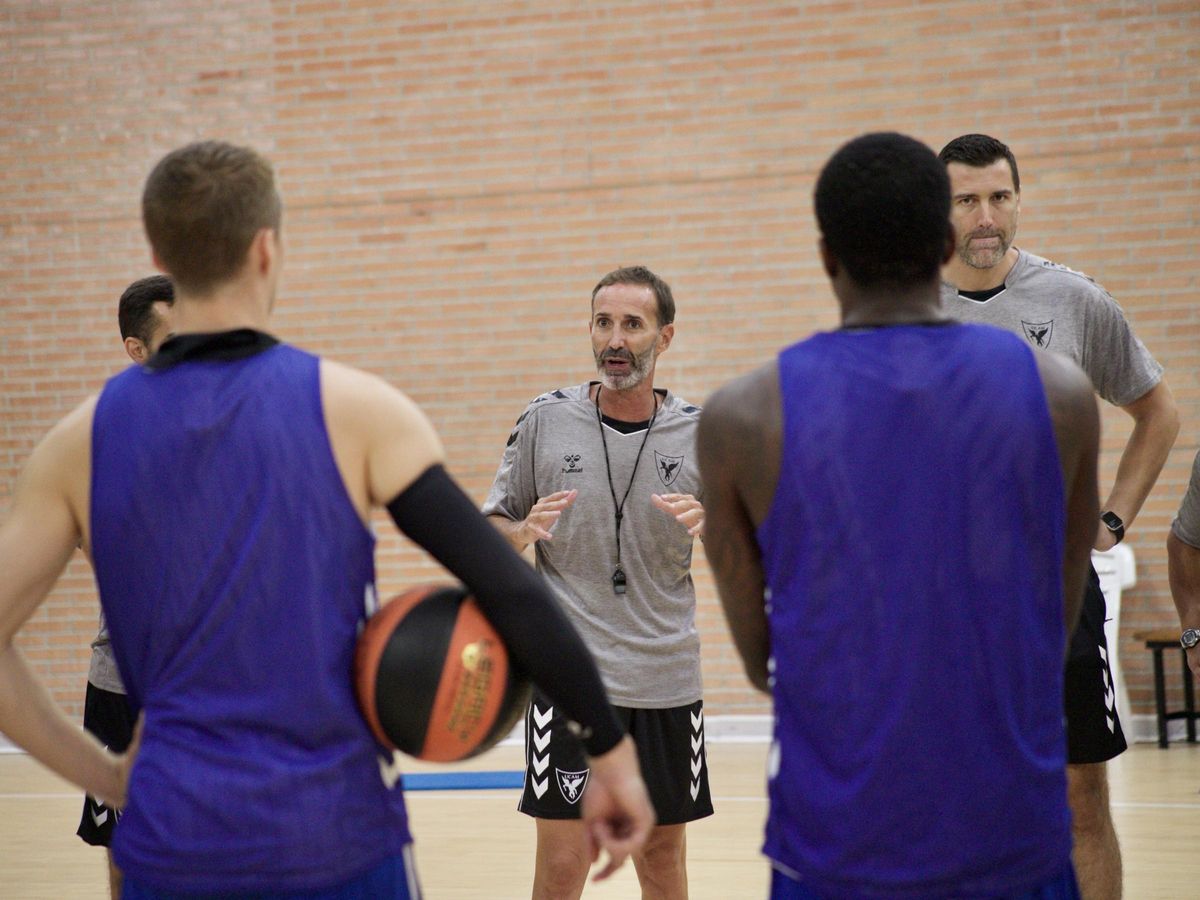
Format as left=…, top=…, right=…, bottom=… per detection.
left=485, top=265, right=712, bottom=900
left=938, top=133, right=1178, bottom=900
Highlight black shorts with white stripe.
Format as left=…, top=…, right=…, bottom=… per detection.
left=1064, top=563, right=1128, bottom=764
left=518, top=689, right=713, bottom=825
left=77, top=681, right=136, bottom=847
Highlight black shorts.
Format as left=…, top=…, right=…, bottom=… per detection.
left=518, top=690, right=714, bottom=826
left=77, top=681, right=136, bottom=847
left=1063, top=564, right=1127, bottom=765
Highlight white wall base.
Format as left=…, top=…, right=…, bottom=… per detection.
left=1124, top=713, right=1196, bottom=745
left=2, top=713, right=1186, bottom=755
left=496, top=713, right=774, bottom=746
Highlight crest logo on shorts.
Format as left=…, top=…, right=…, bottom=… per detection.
left=1021, top=319, right=1054, bottom=348
left=655, top=451, right=684, bottom=486
left=556, top=767, right=590, bottom=804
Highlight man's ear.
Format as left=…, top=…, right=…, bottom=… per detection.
left=124, top=336, right=148, bottom=364
left=818, top=237, right=838, bottom=279
left=252, top=228, right=277, bottom=276
left=656, top=322, right=675, bottom=355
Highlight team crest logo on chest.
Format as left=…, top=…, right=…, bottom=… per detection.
left=556, top=767, right=590, bottom=804
left=1021, top=320, right=1054, bottom=348
left=561, top=453, right=583, bottom=474
left=655, top=450, right=684, bottom=487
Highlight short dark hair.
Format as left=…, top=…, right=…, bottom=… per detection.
left=937, top=133, right=1020, bottom=193
left=142, top=141, right=282, bottom=294
left=814, top=132, right=951, bottom=289
left=591, top=266, right=676, bottom=327
left=118, top=275, right=175, bottom=343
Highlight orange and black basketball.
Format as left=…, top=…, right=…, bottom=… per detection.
left=354, top=583, right=530, bottom=762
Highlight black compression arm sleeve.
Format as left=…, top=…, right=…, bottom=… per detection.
left=385, top=465, right=624, bottom=757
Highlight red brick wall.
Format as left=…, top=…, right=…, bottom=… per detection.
left=3, top=1, right=1197, bottom=725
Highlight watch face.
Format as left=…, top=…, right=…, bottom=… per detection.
left=1183, top=629, right=1200, bottom=649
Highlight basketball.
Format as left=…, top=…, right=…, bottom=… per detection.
left=354, top=583, right=531, bottom=761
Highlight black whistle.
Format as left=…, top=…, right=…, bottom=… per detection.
left=612, top=568, right=627, bottom=595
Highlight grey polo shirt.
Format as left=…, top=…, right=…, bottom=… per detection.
left=941, top=248, right=1162, bottom=407
left=483, top=383, right=703, bottom=708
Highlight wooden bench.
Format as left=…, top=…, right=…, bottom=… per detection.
left=1131, top=628, right=1198, bottom=748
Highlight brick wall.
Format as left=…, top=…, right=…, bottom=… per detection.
left=2, top=1, right=1197, bottom=725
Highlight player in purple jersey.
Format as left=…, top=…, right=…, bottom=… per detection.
left=0, top=140, right=654, bottom=898
left=76, top=275, right=175, bottom=900
left=698, top=132, right=1100, bottom=898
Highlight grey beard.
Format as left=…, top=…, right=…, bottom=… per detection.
left=598, top=367, right=645, bottom=391
left=595, top=350, right=653, bottom=391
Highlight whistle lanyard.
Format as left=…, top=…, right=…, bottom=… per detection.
left=595, top=386, right=659, bottom=595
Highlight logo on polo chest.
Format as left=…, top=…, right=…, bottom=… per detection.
left=561, top=453, right=583, bottom=474
left=655, top=450, right=684, bottom=486
left=1021, top=320, right=1054, bottom=348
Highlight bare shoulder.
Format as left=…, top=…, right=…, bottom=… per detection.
left=702, top=361, right=780, bottom=435
left=1031, top=347, right=1094, bottom=405
left=699, top=361, right=782, bottom=522
left=322, top=358, right=417, bottom=416
left=321, top=356, right=444, bottom=434
left=10, top=394, right=98, bottom=542
left=1031, top=347, right=1099, bottom=459
left=28, top=395, right=97, bottom=488
left=318, top=358, right=444, bottom=507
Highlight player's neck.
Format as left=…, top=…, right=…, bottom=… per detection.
left=594, top=382, right=659, bottom=422
left=943, top=246, right=1019, bottom=292
left=838, top=283, right=946, bottom=329
left=173, top=283, right=272, bottom=335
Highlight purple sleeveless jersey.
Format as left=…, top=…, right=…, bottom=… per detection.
left=757, top=323, right=1072, bottom=898
left=91, top=341, right=410, bottom=893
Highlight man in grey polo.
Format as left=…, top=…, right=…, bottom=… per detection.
left=939, top=133, right=1179, bottom=900
left=485, top=265, right=711, bottom=900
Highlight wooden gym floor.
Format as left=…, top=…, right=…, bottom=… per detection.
left=1, top=741, right=1197, bottom=898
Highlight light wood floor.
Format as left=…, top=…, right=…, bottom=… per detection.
left=1, top=741, right=1196, bottom=898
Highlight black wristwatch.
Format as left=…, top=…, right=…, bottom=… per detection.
left=1182, top=628, right=1200, bottom=650
left=1100, top=511, right=1125, bottom=545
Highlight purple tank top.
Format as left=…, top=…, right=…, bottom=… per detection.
left=91, top=338, right=410, bottom=893
left=757, top=323, right=1072, bottom=897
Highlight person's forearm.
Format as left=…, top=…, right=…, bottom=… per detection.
left=487, top=513, right=529, bottom=554
left=1104, top=385, right=1179, bottom=528
left=707, top=538, right=771, bottom=693
left=0, top=644, right=122, bottom=802
left=1167, top=532, right=1200, bottom=676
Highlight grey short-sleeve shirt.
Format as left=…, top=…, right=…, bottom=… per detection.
left=941, top=249, right=1163, bottom=407
left=88, top=614, right=125, bottom=694
left=1172, top=450, right=1200, bottom=549
left=483, top=383, right=703, bottom=708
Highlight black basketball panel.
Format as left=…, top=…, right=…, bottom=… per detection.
left=373, top=585, right=465, bottom=754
